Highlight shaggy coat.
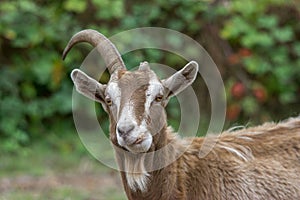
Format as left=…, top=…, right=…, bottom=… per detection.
left=117, top=117, right=300, bottom=200
left=63, top=29, right=300, bottom=200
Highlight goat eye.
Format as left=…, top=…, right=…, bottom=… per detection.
left=155, top=95, right=163, bottom=102
left=105, top=98, right=112, bottom=106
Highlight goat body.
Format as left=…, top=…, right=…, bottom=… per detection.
left=118, top=118, right=300, bottom=200
left=63, top=29, right=300, bottom=200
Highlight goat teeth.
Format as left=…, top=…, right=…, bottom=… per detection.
left=133, top=137, right=143, bottom=145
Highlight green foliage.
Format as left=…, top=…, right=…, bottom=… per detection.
left=64, top=0, right=87, bottom=13
left=221, top=0, right=300, bottom=122
left=0, top=0, right=78, bottom=152
left=0, top=0, right=299, bottom=153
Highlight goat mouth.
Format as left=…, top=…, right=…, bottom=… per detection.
left=126, top=134, right=145, bottom=146
left=122, top=133, right=152, bottom=153
left=132, top=136, right=144, bottom=145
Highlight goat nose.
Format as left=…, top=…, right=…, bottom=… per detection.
left=117, top=124, right=134, bottom=136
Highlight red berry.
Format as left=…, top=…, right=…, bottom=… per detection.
left=226, top=104, right=241, bottom=121
left=238, top=48, right=252, bottom=57
left=231, top=82, right=246, bottom=99
left=253, top=87, right=267, bottom=103
left=228, top=54, right=240, bottom=65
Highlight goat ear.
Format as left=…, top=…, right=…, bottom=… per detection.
left=71, top=69, right=106, bottom=103
left=162, top=61, right=198, bottom=98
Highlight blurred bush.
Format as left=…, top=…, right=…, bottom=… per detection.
left=221, top=0, right=300, bottom=123
left=0, top=0, right=299, bottom=153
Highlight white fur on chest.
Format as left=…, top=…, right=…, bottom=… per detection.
left=123, top=153, right=150, bottom=192
left=126, top=172, right=150, bottom=192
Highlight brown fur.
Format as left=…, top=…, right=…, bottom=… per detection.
left=64, top=29, right=300, bottom=199
left=71, top=67, right=300, bottom=199
left=104, top=70, right=300, bottom=200
left=116, top=71, right=150, bottom=125
left=113, top=117, right=300, bottom=200
left=118, top=69, right=127, bottom=79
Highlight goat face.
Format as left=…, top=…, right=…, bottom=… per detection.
left=64, top=30, right=198, bottom=153
left=71, top=61, right=198, bottom=153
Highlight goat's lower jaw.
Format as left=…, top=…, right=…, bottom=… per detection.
left=122, top=134, right=153, bottom=153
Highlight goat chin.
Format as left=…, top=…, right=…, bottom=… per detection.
left=117, top=132, right=153, bottom=154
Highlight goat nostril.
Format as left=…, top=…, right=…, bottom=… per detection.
left=117, top=125, right=134, bottom=136
left=117, top=127, right=125, bottom=136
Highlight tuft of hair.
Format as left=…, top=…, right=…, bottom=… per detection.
left=124, top=153, right=150, bottom=192
left=126, top=172, right=150, bottom=192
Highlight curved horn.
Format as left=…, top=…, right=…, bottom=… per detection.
left=62, top=29, right=126, bottom=74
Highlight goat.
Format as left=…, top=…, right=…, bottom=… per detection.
left=63, top=29, right=300, bottom=200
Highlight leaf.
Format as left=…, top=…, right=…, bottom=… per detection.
left=272, top=26, right=294, bottom=42
left=242, top=96, right=258, bottom=115
left=168, top=19, right=185, bottom=31
left=21, top=82, right=37, bottom=100
left=3, top=29, right=16, bottom=40
left=51, top=59, right=65, bottom=89
left=242, top=31, right=274, bottom=48
left=292, top=42, right=300, bottom=56
left=279, top=91, right=296, bottom=104
left=93, top=0, right=124, bottom=19
left=274, top=65, right=293, bottom=84
left=232, top=0, right=256, bottom=17
left=31, top=57, right=53, bottom=85
left=257, top=15, right=278, bottom=29
left=18, top=0, right=38, bottom=13
left=243, top=56, right=271, bottom=75
left=0, top=2, right=17, bottom=12
left=221, top=16, right=251, bottom=39
left=64, top=0, right=86, bottom=13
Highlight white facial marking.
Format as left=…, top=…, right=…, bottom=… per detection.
left=144, top=74, right=163, bottom=115
left=139, top=73, right=164, bottom=136
left=116, top=102, right=137, bottom=146
left=116, top=79, right=155, bottom=153
left=106, top=82, right=121, bottom=110
left=116, top=101, right=153, bottom=153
